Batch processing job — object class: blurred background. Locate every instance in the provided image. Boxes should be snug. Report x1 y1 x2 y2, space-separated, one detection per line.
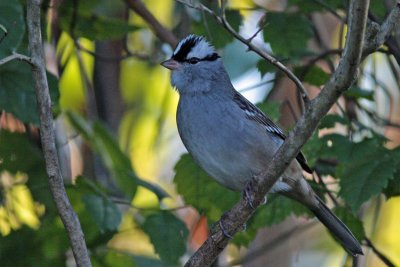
0 0 399 266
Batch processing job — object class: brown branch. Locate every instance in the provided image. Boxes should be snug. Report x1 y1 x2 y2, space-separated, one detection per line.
125 0 178 47
26 1 92 266
0 52 33 66
176 0 311 109
184 0 370 266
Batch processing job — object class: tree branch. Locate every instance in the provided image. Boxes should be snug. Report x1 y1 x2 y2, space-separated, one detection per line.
184 0 370 266
0 52 33 66
125 0 178 47
26 1 92 266
363 2 400 57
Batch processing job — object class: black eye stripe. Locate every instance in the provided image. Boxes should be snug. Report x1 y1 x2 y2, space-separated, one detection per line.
183 53 220 64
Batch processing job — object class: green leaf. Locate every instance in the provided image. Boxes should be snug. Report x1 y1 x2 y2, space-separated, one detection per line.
67 112 137 197
66 112 168 200
256 60 276 76
263 13 313 57
383 148 400 198
256 101 281 122
142 212 188 265
318 114 349 129
60 1 140 40
369 1 387 19
344 86 374 101
383 175 400 199
0 61 59 124
334 207 365 241
295 65 330 86
302 133 351 171
173 154 239 221
193 9 242 49
0 130 44 174
82 194 122 232
0 1 25 58
0 130 51 206
337 138 398 212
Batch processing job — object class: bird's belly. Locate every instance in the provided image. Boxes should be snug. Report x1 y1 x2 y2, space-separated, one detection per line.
177 101 269 191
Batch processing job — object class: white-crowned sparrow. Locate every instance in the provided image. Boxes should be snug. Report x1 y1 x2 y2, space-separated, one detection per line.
161 35 363 256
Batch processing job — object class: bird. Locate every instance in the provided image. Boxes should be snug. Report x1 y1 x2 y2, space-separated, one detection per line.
161 34 363 256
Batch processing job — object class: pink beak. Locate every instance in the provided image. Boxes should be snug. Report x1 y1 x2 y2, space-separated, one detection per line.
161 58 181 70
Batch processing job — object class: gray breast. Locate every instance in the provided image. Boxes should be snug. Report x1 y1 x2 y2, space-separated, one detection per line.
176 94 280 191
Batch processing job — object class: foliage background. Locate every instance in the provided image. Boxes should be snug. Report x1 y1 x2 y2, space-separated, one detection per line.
0 0 399 266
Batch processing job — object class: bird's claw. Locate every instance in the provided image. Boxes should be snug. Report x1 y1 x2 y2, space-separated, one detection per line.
219 220 233 239
244 180 257 209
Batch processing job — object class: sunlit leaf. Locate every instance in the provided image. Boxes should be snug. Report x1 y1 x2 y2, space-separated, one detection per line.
142 212 188 265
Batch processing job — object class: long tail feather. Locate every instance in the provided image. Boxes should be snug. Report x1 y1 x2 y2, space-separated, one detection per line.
310 196 363 256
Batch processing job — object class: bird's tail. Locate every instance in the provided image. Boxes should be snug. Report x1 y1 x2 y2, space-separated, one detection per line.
309 196 363 256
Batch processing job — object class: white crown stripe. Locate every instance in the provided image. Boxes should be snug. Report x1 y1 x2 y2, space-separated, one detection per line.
173 35 216 59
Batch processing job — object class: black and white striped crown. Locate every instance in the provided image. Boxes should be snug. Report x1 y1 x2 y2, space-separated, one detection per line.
172 35 220 63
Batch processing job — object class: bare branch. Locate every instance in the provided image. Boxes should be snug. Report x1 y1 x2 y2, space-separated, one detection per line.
176 0 311 109
184 0 370 265
363 2 400 57
0 52 33 66
125 0 178 47
26 0 92 266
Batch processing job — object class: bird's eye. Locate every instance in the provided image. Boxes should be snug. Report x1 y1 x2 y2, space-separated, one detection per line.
187 57 200 64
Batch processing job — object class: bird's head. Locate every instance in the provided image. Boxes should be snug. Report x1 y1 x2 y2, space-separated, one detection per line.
161 35 226 94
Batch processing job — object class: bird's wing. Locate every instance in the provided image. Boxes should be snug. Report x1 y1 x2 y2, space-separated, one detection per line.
233 92 312 173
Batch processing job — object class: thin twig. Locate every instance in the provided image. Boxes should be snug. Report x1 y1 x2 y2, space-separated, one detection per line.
26 0 92 266
364 237 395 267
176 0 311 109
0 52 33 66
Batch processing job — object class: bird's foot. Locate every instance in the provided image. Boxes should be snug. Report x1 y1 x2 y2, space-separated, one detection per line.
244 179 257 209
261 195 268 205
218 212 247 238
219 220 233 239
